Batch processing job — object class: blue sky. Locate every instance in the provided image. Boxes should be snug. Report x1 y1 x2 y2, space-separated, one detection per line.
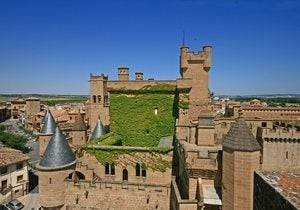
0 0 299 95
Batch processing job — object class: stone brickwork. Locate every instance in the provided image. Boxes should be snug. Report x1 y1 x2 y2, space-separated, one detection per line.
25 97 41 117
39 167 75 209
257 127 300 171
62 149 173 210
65 180 170 210
222 149 260 210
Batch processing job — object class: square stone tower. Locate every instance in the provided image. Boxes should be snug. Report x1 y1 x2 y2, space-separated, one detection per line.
178 45 212 121
118 66 129 81
88 74 110 130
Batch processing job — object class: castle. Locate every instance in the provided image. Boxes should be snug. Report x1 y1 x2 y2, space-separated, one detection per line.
36 44 300 210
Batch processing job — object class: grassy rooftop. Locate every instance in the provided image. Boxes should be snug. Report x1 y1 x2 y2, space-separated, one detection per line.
84 85 177 170
109 93 175 147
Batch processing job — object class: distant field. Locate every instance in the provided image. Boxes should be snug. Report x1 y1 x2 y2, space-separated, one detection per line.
0 94 88 105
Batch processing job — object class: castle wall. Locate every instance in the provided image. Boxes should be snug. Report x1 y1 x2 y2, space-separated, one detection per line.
65 151 173 210
241 107 300 121
108 80 176 90
65 180 170 210
258 127 300 171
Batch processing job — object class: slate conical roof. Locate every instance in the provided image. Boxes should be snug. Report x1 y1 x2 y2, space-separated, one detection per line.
72 115 87 131
41 110 56 135
38 126 76 170
90 119 105 140
223 118 261 152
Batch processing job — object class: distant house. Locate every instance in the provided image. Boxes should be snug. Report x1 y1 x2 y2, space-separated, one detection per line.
0 146 29 203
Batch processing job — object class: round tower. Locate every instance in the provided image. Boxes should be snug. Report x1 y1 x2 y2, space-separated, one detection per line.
222 118 261 210
38 110 56 156
36 126 76 209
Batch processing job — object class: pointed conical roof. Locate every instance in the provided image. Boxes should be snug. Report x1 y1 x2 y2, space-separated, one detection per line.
90 119 105 140
72 115 87 131
41 110 56 135
38 126 76 170
223 118 261 152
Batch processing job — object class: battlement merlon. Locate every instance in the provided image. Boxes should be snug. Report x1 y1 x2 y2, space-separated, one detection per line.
257 127 300 140
89 73 108 81
180 45 212 73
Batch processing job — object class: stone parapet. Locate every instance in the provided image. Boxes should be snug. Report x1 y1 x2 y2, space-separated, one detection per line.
258 127 300 140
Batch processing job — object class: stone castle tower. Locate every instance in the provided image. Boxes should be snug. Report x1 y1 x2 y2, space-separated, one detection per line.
222 118 261 210
69 114 87 147
179 45 212 120
37 126 76 209
25 97 40 118
38 110 56 156
88 74 110 130
118 66 129 81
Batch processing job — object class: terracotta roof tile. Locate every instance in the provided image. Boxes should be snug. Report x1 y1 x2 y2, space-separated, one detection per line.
0 147 29 167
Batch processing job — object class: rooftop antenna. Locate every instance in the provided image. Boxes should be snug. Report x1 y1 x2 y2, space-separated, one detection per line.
182 30 185 46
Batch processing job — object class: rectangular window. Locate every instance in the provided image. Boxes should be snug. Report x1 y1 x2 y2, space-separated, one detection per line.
16 162 23 170
262 122 267 127
0 166 8 175
1 180 7 190
17 175 23 182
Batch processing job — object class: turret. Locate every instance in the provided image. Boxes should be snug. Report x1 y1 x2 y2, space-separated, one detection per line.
38 110 56 156
70 114 87 147
89 119 106 140
118 66 129 81
222 118 261 210
37 126 76 209
135 72 144 80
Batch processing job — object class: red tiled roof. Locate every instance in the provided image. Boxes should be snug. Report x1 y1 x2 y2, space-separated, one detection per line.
0 147 29 167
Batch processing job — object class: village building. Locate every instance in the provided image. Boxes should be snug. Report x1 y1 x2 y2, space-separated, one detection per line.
0 147 29 203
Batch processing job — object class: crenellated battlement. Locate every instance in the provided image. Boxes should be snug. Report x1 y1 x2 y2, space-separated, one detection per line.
180 45 212 77
89 73 108 80
258 127 300 140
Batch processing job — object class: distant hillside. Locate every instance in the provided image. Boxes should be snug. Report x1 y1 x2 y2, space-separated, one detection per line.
0 94 88 105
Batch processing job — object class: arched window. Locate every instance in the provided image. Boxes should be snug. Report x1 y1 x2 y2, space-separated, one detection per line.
123 169 128 181
105 162 110 175
111 163 115 175
136 163 141 176
98 95 102 103
93 95 97 103
142 163 147 177
49 178 52 184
